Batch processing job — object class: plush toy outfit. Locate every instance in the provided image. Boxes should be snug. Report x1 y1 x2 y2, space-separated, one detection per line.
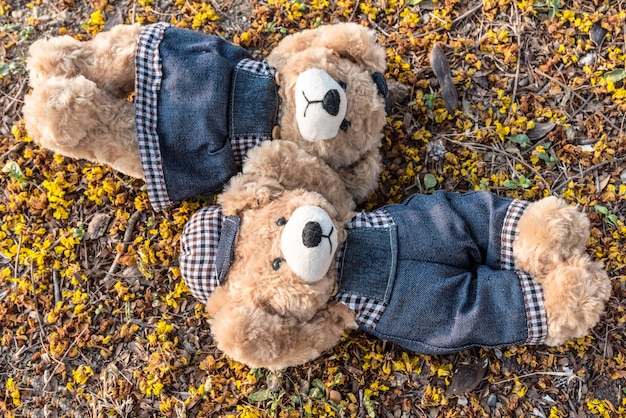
333 191 547 354
135 23 279 209
181 190 548 354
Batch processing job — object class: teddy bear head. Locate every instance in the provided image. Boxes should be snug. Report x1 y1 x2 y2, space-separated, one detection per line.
269 22 389 202
179 141 357 369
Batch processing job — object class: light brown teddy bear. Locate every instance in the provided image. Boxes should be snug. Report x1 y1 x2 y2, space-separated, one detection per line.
180 140 611 370
22 22 389 209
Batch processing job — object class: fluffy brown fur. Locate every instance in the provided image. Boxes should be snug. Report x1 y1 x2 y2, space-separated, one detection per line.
205 141 611 369
23 22 387 203
209 142 358 369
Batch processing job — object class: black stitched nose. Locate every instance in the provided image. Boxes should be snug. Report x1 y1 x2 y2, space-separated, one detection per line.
322 89 340 116
302 221 323 248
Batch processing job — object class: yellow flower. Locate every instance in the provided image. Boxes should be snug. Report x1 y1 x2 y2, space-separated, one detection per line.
72 365 94 385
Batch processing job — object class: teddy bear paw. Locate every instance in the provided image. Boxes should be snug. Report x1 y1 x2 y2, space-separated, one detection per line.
540 253 611 346
513 196 590 276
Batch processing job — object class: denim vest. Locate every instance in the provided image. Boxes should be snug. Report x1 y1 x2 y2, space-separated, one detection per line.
334 191 547 354
135 23 279 209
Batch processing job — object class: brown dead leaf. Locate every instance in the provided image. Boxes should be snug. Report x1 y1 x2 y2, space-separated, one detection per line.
527 122 556 141
430 43 458 112
446 358 488 396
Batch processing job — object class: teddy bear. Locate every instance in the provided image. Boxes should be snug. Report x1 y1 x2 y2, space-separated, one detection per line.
179 139 612 370
22 22 389 209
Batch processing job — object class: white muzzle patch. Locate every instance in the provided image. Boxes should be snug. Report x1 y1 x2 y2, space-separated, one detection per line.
281 205 338 283
295 68 348 142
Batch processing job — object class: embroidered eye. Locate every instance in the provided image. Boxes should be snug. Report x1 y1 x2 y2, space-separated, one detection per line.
276 217 287 226
340 119 351 131
272 258 284 270
338 81 347 90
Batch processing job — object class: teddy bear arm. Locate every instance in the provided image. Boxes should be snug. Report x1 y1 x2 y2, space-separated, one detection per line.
514 196 590 276
210 301 356 370
539 254 611 346
23 75 142 179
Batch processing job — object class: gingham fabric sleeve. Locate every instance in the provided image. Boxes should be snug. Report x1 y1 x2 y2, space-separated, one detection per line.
500 199 529 270
179 206 223 303
518 271 548 344
134 22 172 210
500 199 548 344
333 208 394 329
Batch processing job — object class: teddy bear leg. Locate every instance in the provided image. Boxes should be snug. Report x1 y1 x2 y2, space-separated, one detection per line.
84 23 142 97
513 196 590 276
538 254 611 346
27 24 141 98
23 75 143 179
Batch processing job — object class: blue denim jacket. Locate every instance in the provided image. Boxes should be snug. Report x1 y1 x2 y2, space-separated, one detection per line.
334 191 547 354
134 23 279 209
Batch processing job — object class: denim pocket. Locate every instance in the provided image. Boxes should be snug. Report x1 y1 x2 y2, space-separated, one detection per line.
230 63 279 137
338 226 398 305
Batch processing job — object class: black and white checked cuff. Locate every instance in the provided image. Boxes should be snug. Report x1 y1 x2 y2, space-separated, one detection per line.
501 199 529 270
518 271 548 344
134 22 172 210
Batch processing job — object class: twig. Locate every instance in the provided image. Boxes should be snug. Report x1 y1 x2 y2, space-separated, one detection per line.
492 371 583 385
52 269 62 305
415 2 483 38
510 0 522 108
41 325 89 393
29 260 47 337
0 142 27 163
551 155 626 193
105 211 143 280
444 137 551 191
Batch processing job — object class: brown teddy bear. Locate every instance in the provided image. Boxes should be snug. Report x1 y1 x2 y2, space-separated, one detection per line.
180 140 611 370
22 22 389 209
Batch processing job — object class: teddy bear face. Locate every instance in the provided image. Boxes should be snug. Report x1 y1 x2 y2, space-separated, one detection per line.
268 23 388 202
216 189 343 322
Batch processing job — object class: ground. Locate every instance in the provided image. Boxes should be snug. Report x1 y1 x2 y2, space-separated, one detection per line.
0 0 625 417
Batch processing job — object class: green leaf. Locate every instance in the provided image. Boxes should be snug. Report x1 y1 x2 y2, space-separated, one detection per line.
537 152 557 166
518 175 531 189
604 69 626 83
423 173 438 190
423 94 436 110
507 134 531 148
594 205 609 215
248 389 272 403
504 180 519 190
2 161 24 183
0 62 11 77
607 214 619 226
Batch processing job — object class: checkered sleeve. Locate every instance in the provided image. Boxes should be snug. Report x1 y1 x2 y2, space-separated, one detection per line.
500 199 529 270
134 23 172 210
518 271 548 344
500 199 548 344
179 206 222 303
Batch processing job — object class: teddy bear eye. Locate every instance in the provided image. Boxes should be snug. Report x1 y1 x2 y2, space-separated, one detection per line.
272 258 284 270
276 217 287 226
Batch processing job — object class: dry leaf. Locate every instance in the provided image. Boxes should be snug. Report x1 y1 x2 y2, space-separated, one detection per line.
446 358 488 396
527 122 556 141
430 43 459 112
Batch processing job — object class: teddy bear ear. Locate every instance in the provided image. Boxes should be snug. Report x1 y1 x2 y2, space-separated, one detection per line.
219 176 284 215
268 23 386 74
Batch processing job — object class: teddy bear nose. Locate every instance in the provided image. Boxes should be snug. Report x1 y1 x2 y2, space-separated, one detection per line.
322 89 341 116
302 221 323 247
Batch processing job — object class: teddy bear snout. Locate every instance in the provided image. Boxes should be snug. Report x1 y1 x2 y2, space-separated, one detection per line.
295 68 348 142
280 205 338 283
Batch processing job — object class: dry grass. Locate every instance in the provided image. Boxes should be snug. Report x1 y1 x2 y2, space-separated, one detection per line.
0 0 625 417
